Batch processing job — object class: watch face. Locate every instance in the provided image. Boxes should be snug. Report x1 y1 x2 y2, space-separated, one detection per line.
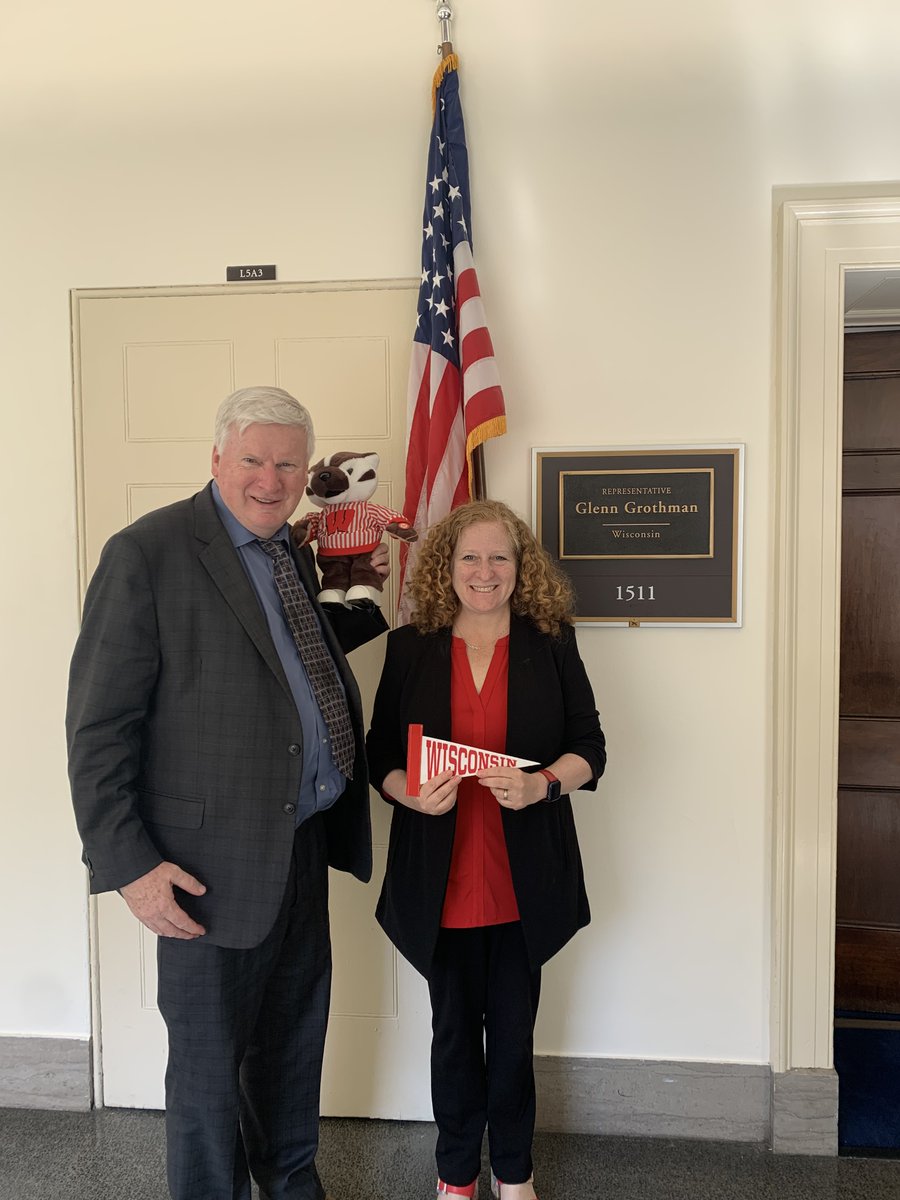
545 778 562 803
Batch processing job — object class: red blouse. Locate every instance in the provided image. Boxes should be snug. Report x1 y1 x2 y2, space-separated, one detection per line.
441 635 520 928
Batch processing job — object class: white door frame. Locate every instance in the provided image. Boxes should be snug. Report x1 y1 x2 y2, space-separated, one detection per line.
773 196 900 1082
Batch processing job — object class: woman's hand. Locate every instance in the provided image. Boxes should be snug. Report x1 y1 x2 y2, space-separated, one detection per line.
383 768 460 816
415 770 461 815
479 754 594 809
476 766 544 811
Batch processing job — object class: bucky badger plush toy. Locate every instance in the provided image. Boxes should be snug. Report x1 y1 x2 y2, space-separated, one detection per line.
292 450 417 609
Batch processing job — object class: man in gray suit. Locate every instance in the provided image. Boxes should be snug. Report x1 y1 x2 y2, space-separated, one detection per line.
67 386 389 1200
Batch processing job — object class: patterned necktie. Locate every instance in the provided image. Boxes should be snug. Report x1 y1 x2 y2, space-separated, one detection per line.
257 538 355 779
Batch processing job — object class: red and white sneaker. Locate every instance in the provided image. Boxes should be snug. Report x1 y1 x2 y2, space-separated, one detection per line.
437 1179 478 1200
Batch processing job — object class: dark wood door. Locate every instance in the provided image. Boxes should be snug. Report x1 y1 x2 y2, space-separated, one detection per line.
835 330 900 1012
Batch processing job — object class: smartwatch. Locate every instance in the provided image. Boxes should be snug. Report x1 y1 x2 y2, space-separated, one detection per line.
538 768 561 803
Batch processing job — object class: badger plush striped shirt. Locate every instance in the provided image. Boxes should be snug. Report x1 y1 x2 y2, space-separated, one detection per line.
302 503 411 556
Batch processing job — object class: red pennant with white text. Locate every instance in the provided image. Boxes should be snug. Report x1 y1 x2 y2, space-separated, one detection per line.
406 724 538 797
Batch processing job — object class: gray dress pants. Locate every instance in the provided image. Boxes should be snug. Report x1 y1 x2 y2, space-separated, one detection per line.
157 815 331 1200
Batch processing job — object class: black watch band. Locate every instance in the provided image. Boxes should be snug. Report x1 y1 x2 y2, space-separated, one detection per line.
538 768 562 803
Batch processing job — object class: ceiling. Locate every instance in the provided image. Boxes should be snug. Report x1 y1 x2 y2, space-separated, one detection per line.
844 269 900 327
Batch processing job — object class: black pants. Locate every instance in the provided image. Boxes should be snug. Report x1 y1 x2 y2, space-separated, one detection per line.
157 816 331 1200
428 922 542 1187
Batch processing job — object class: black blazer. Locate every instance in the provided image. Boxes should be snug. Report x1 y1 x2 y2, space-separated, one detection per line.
365 615 606 975
66 482 387 949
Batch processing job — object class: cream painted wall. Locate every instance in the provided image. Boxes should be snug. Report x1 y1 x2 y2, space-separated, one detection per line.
3 0 900 1063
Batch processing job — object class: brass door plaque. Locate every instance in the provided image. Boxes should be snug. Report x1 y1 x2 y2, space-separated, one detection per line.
533 446 743 625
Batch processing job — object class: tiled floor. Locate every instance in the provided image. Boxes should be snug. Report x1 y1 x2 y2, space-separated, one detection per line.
2 1108 900 1200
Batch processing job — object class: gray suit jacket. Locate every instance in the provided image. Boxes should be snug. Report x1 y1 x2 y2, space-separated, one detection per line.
66 482 386 949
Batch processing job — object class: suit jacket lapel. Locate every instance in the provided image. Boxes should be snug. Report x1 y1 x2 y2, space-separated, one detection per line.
193 484 294 700
436 631 453 740
507 614 537 761
418 630 453 741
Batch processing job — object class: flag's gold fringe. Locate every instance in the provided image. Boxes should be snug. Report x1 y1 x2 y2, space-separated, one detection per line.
432 53 459 114
465 417 508 493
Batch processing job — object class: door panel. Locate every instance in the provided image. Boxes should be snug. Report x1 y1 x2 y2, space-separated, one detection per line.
841 454 900 493
836 789 900 926
839 721 900 784
839 497 900 717
74 283 433 1115
840 379 900 450
835 926 900 1012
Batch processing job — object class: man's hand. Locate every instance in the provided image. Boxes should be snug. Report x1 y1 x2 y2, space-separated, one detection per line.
120 862 207 939
371 543 390 581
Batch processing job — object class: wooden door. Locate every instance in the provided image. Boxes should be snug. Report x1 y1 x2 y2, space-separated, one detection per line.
74 283 434 1116
835 329 900 1011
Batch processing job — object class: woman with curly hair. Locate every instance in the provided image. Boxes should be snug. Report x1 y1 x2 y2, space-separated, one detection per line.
366 499 606 1200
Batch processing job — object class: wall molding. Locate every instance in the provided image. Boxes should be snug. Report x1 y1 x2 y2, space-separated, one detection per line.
771 1068 839 1155
0 1036 92 1111
536 1056 770 1143
537 1057 837 1152
844 306 900 327
0 1041 838 1153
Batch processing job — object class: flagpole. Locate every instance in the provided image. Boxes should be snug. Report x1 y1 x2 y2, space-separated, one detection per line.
436 3 453 59
400 1 506 618
434 1 488 502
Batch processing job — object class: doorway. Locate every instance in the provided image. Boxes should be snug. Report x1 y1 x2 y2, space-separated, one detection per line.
773 197 900 1152
833 298 900 1151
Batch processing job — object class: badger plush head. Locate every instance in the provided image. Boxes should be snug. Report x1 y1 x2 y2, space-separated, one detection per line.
304 451 379 509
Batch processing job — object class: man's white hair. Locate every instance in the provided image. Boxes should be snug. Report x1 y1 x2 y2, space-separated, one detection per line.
214 386 315 457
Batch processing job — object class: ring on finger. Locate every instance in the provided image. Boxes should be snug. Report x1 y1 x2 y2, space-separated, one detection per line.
503 788 509 801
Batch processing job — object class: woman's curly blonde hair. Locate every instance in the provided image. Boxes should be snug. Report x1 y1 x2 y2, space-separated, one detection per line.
407 500 574 637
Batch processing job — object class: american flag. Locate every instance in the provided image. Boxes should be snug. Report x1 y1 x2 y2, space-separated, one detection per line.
399 54 506 618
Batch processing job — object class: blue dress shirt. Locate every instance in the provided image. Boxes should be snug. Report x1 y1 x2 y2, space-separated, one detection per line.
211 482 346 822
